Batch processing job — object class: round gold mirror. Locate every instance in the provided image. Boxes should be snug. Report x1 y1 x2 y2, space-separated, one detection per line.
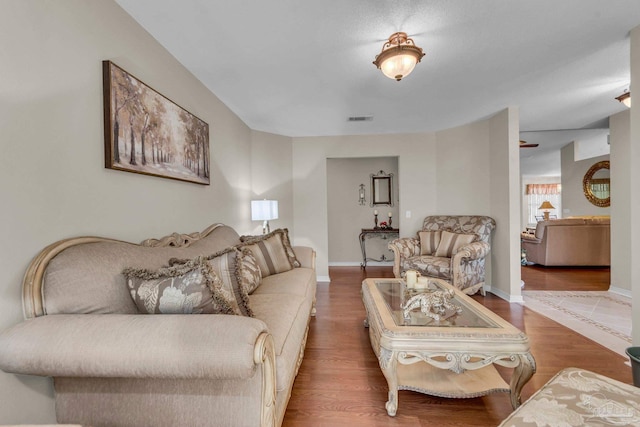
582 160 610 207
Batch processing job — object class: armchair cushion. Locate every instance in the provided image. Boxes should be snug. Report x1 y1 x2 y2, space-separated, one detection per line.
123 256 239 315
418 231 441 255
434 231 475 257
404 256 451 280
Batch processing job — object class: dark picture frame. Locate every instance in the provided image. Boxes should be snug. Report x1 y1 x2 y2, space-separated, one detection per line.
370 170 394 207
102 61 210 185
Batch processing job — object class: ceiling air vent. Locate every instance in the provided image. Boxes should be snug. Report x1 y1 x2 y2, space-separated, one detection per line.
348 116 373 122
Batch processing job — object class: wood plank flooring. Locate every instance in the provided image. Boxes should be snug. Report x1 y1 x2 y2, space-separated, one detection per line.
282 266 631 426
521 264 610 291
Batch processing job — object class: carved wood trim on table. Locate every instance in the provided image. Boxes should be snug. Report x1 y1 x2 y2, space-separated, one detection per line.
361 278 536 417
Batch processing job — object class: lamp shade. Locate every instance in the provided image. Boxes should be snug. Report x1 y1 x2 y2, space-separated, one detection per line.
538 201 555 210
251 200 278 221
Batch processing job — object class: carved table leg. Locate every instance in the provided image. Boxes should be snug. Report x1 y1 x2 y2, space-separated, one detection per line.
379 348 399 416
509 353 536 409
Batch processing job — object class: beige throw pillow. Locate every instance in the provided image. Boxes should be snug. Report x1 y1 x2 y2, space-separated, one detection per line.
239 229 298 277
204 248 254 317
123 256 240 315
418 231 441 255
434 231 476 257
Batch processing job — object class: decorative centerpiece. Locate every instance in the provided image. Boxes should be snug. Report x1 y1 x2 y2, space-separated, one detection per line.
402 289 462 321
373 210 394 229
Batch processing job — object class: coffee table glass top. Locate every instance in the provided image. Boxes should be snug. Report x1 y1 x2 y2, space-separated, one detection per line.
375 279 499 328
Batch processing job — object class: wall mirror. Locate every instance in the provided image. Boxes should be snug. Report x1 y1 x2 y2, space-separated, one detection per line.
582 160 610 207
371 170 394 207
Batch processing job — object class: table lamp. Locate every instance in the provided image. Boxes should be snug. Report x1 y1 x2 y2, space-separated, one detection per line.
251 200 278 234
538 201 555 221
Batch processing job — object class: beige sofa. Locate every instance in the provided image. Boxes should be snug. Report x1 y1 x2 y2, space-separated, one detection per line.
0 224 316 427
521 217 610 266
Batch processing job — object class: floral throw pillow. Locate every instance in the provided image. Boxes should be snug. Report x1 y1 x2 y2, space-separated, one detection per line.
123 256 240 315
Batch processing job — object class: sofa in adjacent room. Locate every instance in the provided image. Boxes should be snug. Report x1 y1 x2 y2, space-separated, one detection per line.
520 217 610 266
0 224 316 427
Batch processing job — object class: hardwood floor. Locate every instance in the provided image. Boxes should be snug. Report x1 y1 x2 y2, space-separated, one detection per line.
521 264 610 291
283 266 630 426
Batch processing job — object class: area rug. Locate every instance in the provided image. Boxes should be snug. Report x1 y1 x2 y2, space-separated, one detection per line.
522 291 632 358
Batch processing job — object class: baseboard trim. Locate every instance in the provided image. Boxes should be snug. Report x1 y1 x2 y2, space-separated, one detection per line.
328 261 394 267
488 286 524 303
317 275 330 283
609 286 632 298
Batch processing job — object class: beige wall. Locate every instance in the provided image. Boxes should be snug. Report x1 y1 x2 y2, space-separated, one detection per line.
250 130 294 235
610 110 631 294
435 120 492 213
489 108 522 300
0 1 254 423
327 157 399 264
292 133 436 281
560 143 610 217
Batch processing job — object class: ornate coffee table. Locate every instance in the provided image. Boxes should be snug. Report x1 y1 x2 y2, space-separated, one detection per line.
362 278 535 416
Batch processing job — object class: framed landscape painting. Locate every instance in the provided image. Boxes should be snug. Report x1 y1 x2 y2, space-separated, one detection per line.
103 61 210 185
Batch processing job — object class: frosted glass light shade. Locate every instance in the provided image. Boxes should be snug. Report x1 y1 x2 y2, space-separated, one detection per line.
251 200 278 221
373 32 425 81
380 54 418 80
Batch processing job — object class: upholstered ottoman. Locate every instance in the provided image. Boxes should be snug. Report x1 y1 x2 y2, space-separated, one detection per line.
499 367 640 426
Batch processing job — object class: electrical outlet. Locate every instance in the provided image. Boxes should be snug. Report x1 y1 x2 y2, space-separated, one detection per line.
406 210 411 218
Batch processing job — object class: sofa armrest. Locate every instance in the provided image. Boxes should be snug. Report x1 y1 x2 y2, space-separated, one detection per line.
292 246 315 269
388 237 420 258
520 233 541 243
451 241 491 295
453 241 490 261
0 314 269 380
388 237 420 278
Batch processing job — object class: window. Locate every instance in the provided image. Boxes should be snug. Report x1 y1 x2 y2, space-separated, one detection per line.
525 184 561 225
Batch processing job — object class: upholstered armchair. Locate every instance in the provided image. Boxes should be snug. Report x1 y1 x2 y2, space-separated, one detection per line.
388 215 496 295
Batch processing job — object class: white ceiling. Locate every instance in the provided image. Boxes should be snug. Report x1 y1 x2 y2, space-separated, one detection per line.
116 0 640 174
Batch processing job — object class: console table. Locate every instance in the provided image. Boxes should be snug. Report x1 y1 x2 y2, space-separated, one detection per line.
359 228 399 268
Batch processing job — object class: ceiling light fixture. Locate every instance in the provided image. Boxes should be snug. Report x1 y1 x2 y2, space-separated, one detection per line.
373 32 425 81
615 91 631 108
